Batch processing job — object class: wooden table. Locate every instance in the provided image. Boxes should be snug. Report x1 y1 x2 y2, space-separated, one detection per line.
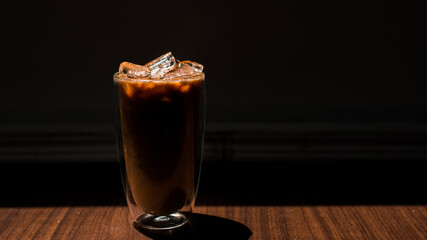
1 161 426 239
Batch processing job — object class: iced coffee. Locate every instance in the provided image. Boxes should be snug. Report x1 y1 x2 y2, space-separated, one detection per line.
114 52 205 230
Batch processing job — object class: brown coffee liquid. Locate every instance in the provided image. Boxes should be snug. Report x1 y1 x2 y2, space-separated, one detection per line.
118 78 202 216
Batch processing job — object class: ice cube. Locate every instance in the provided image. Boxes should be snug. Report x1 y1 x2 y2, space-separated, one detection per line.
163 60 204 79
118 53 200 80
145 52 177 78
178 61 203 73
119 62 150 79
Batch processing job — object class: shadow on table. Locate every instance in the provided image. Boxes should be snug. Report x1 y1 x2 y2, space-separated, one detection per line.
0 160 426 207
134 213 252 240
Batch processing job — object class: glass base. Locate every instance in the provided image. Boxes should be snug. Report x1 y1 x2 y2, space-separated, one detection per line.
133 212 189 230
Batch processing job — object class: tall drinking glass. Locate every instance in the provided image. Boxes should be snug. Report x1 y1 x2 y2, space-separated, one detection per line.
114 71 205 230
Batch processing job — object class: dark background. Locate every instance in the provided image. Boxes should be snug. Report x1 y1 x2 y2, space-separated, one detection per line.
2 0 426 125
1 0 427 163
1 0 427 223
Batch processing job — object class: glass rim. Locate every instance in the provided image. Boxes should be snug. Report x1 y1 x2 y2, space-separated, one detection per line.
113 72 205 84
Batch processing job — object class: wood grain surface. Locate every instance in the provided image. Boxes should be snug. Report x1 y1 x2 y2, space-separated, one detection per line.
1 205 426 239
0 161 426 239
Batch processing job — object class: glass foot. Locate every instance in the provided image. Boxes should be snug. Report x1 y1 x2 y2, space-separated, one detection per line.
133 212 189 230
